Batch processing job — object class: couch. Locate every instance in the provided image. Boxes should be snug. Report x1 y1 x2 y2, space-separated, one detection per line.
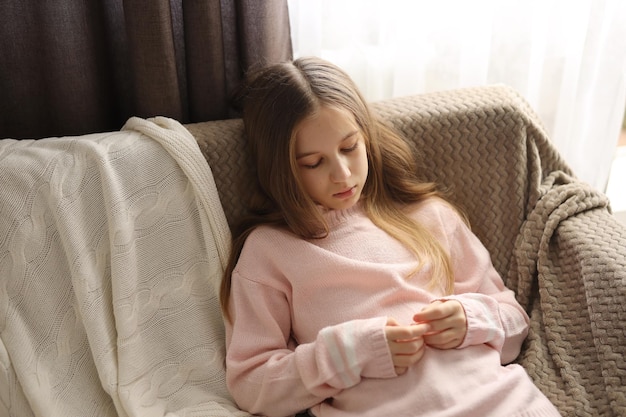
1 85 624 416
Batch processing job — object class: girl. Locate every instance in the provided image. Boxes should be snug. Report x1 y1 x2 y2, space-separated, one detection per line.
221 57 561 417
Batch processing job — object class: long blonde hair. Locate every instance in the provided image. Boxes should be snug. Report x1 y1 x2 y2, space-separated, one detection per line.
221 57 455 321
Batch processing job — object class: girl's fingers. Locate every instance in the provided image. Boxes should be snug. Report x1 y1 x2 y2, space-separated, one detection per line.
385 322 430 342
395 366 407 375
423 327 465 349
388 336 425 355
385 319 428 373
390 343 426 371
412 300 467 349
413 300 463 323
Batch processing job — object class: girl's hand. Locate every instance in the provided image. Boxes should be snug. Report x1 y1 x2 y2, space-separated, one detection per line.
412 300 467 350
385 317 429 375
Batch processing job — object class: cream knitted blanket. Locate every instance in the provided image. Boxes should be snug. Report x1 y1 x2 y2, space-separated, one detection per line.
0 118 251 417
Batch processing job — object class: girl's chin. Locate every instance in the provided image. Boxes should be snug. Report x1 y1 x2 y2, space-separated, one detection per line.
326 195 361 211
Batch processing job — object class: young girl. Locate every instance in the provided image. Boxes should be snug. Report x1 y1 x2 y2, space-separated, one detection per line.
221 57 561 417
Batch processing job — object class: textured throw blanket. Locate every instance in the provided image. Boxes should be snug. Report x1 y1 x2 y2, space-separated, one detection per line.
510 171 626 416
0 118 252 417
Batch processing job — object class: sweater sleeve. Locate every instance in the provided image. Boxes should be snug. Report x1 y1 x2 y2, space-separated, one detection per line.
435 205 530 364
225 271 396 417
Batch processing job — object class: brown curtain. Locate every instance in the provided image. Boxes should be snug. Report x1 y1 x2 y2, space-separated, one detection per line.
0 0 292 140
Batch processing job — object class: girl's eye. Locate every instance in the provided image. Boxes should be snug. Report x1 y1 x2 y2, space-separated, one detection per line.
342 142 359 153
303 160 322 169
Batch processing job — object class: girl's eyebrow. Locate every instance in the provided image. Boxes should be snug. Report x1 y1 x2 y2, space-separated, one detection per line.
296 130 359 159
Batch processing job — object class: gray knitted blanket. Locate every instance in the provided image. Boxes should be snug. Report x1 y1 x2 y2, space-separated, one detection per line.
512 171 626 416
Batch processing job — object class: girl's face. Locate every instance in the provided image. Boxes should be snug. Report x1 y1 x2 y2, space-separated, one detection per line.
294 105 369 210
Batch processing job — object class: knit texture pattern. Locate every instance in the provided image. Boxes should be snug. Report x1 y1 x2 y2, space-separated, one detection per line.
0 117 248 417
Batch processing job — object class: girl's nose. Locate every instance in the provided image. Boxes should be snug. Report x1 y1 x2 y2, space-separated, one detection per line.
330 157 351 182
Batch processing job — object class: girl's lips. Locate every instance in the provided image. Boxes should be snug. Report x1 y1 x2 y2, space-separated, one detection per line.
333 186 356 199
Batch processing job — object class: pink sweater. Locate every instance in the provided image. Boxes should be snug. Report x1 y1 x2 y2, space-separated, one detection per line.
225 199 561 417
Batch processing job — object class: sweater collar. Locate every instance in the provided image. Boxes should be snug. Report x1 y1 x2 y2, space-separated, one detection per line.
319 201 366 228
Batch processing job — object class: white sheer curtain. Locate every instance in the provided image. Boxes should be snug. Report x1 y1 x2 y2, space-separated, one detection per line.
288 0 626 191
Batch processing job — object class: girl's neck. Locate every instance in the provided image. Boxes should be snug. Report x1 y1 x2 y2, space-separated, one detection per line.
320 201 364 228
